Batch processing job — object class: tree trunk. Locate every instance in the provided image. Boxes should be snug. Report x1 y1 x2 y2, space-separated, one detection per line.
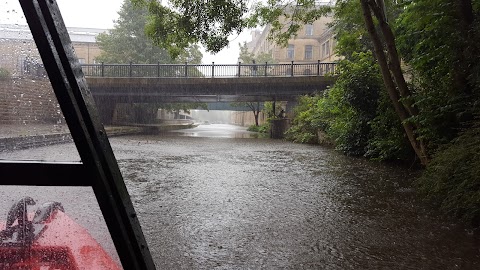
367 0 418 116
454 0 475 96
360 0 429 166
247 102 261 126
458 0 474 25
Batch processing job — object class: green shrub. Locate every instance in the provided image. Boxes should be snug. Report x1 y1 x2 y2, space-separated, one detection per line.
365 91 414 162
285 52 415 162
248 123 269 133
417 118 480 224
285 94 324 144
247 125 261 132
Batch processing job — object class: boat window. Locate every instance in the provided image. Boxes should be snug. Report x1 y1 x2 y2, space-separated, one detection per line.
2 1 158 268
0 1 80 162
1 1 128 268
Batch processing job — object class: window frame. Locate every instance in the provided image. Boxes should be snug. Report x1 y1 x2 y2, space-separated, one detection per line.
287 44 295 59
304 45 313 60
1 1 156 269
305 24 314 36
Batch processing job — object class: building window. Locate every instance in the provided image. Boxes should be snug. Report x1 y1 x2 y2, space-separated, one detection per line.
322 40 331 58
305 24 313 36
304 45 313 60
287 44 294 59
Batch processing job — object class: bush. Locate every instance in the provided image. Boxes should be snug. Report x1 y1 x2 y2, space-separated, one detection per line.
248 123 270 133
0 68 11 80
285 94 324 144
365 91 414 162
286 52 411 161
247 125 261 132
417 118 480 225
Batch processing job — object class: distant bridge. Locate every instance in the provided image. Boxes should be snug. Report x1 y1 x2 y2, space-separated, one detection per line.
80 62 337 123
83 62 337 103
82 61 336 78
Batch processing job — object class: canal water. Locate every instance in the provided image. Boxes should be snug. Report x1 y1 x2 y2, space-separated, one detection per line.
1 124 480 269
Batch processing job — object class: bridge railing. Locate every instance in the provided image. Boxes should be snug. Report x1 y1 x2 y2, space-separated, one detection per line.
80 61 337 78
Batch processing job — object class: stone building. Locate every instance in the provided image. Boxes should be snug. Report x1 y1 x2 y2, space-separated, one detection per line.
240 4 339 123
0 24 106 76
246 8 340 74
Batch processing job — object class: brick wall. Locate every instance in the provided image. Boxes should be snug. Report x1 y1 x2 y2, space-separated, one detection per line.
0 77 63 124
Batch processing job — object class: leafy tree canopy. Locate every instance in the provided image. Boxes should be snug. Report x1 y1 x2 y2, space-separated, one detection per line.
96 1 206 113
96 0 202 63
131 0 333 56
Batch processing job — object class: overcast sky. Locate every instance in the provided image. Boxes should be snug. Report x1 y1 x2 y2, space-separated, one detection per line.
1 0 250 63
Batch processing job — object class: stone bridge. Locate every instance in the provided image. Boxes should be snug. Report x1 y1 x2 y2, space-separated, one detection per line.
86 76 335 103
81 62 337 124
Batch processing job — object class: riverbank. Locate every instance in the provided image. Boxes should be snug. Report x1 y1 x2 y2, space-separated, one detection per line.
0 124 144 151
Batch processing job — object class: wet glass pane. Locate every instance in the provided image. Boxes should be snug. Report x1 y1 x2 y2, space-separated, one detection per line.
0 1 80 161
0 186 122 269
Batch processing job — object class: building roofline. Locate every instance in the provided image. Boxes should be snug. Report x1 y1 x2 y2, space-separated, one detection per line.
0 24 108 43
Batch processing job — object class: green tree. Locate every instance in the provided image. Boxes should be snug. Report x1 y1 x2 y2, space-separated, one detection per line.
131 0 333 54
358 0 429 165
96 0 206 117
333 0 373 58
284 0 414 161
96 0 202 64
394 0 480 223
395 0 480 151
325 52 381 156
132 0 247 56
285 94 325 144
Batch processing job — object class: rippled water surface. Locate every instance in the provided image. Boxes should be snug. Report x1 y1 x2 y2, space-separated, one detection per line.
2 124 480 269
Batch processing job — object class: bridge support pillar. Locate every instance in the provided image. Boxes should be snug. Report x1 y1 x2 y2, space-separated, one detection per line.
285 101 297 119
94 97 116 125
132 104 157 124
270 119 290 139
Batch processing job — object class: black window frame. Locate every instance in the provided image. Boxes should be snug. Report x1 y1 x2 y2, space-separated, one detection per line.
0 1 156 269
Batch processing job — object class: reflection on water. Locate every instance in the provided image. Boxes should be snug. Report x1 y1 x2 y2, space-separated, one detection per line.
1 124 479 269
113 125 480 269
167 124 259 138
